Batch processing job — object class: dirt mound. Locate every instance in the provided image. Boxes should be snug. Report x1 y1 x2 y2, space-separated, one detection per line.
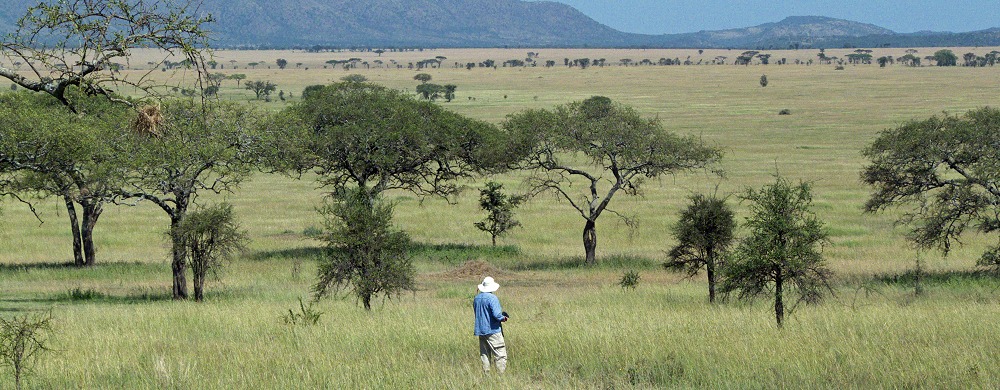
438 260 510 280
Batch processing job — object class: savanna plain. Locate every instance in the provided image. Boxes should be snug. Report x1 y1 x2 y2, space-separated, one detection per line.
3 47 1000 388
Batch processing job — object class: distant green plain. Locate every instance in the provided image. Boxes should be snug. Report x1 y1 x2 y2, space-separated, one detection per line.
2 47 1000 388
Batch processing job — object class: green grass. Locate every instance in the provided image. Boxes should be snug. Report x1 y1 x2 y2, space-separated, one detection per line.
3 47 1000 387
4 264 1000 388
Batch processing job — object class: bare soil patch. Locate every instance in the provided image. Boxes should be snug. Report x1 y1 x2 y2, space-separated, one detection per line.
434 260 512 281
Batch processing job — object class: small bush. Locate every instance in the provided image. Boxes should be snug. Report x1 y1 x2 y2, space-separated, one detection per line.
779 109 792 115
1 311 54 390
174 203 248 302
66 287 104 301
302 225 323 239
619 270 640 291
341 74 368 83
474 182 526 247
314 188 415 310
282 298 323 326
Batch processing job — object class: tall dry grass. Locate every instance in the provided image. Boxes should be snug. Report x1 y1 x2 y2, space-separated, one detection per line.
2 48 1000 387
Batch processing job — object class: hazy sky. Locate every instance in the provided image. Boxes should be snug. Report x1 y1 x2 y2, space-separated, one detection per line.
540 1 1000 34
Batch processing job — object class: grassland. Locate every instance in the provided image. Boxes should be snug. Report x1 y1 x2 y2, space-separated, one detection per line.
2 47 1000 388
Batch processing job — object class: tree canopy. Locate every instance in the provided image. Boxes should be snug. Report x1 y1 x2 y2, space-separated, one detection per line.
275 82 507 200
503 96 721 265
0 89 131 266
0 0 214 110
933 49 958 66
862 107 1000 270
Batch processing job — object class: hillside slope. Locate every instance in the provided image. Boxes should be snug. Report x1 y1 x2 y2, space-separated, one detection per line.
198 0 632 47
657 16 896 48
1 2 997 48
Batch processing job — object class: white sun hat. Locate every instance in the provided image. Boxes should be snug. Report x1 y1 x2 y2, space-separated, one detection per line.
478 276 500 293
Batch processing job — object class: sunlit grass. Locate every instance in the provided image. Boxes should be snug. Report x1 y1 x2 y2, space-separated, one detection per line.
2 47 1000 387
4 263 999 388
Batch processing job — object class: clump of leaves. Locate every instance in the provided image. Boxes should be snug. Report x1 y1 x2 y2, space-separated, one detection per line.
1 311 54 390
66 287 104 301
282 298 323 326
302 225 323 239
619 270 640 291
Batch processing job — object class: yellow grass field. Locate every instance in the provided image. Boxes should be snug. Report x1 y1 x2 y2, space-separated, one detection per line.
2 47 1000 388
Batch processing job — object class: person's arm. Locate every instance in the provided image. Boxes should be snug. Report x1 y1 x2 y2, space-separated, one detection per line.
491 295 507 322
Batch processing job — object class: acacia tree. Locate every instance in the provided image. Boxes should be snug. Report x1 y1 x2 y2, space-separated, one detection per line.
174 202 248 302
206 72 227 90
474 181 526 247
862 107 1000 270
245 80 276 100
721 177 832 328
0 0 214 111
0 90 130 266
119 100 260 299
413 73 432 84
273 82 506 308
314 188 414 310
415 83 444 101
227 73 247 87
664 193 736 303
503 96 721 265
275 81 506 201
933 49 958 66
443 84 457 102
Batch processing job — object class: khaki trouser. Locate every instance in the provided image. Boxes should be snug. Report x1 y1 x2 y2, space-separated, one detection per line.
479 332 507 373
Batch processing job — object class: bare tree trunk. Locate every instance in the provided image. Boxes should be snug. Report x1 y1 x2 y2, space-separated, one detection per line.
774 266 784 328
193 270 204 302
170 214 188 300
491 234 497 247
706 256 717 304
583 219 597 266
362 294 372 311
81 202 102 266
63 195 84 266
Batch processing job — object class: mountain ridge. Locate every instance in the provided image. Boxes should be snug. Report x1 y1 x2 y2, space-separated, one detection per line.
1 1 998 48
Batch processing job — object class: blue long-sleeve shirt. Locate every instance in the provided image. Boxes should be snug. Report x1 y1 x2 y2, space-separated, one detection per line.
473 292 504 336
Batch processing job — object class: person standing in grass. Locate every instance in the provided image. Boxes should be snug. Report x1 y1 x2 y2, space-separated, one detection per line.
473 276 508 373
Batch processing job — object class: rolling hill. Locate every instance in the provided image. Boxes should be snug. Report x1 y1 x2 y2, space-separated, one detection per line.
1 1 998 48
